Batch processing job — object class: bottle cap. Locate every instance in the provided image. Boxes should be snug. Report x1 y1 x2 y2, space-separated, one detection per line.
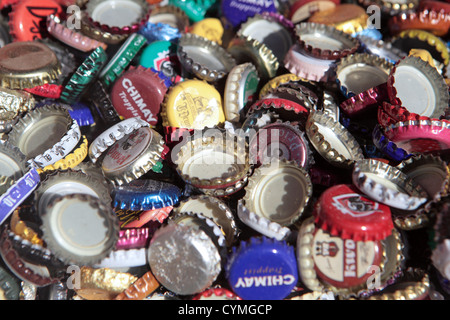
357 0 419 16
314 184 394 241
384 119 450 154
147 4 189 31
113 179 181 211
60 46 108 105
7 230 67 279
116 206 172 228
114 271 159 300
295 22 360 60
0 169 40 226
173 194 238 247
226 237 298 300
396 154 449 201
94 248 147 268
308 3 368 34
98 33 147 88
365 268 430 300
0 41 61 90
0 266 20 300
262 86 318 114
46 14 108 53
223 62 259 122
246 98 310 122
110 66 167 126
0 88 35 121
10 206 44 246
8 0 63 42
387 56 448 119
243 158 313 227
371 124 413 162
174 132 250 196
259 73 303 99
227 34 279 80
177 33 236 82
289 0 340 24
237 13 294 63
79 11 129 45
34 169 112 216
193 287 242 300
306 110 364 168
391 29 449 66
74 266 137 300
310 227 384 292
160 79 225 129
100 126 167 186
190 18 224 45
7 104 81 169
169 0 216 22
388 9 450 37
352 159 428 211
115 227 150 250
85 80 122 126
36 135 88 173
283 44 337 82
85 0 150 34
220 0 278 28
0 226 59 287
358 35 407 64
148 220 222 295
138 40 184 87
249 120 314 169
41 193 119 265
335 53 392 98
88 117 149 164
340 82 389 117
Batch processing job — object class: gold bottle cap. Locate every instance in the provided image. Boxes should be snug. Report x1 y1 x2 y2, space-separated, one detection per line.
259 73 302 99
190 18 224 45
227 34 279 80
161 79 225 129
174 131 250 196
308 4 368 34
0 88 35 121
114 271 159 300
0 41 61 90
306 110 364 168
243 158 313 227
75 266 137 300
10 207 44 246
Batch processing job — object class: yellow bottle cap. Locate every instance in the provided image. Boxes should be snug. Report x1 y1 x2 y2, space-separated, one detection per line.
190 18 224 45
161 79 225 129
409 48 436 69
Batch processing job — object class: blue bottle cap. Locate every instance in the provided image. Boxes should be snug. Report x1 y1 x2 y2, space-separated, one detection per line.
226 237 298 300
221 0 278 28
352 28 383 41
65 102 95 127
138 21 182 44
113 179 182 211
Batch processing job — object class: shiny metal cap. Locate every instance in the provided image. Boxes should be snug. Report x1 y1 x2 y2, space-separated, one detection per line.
41 193 119 266
177 33 236 82
352 159 429 211
148 220 222 295
100 126 166 186
306 110 364 168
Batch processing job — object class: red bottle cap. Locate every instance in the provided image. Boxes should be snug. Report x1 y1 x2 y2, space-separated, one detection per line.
314 184 394 242
9 0 63 42
111 66 167 127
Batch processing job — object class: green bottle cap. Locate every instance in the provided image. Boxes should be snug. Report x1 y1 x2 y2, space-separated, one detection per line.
99 33 147 88
60 46 108 105
168 0 217 22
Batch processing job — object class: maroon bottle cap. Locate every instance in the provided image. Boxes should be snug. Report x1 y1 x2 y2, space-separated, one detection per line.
110 66 167 127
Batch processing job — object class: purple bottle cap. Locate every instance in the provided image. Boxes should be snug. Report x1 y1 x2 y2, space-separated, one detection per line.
221 0 278 28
